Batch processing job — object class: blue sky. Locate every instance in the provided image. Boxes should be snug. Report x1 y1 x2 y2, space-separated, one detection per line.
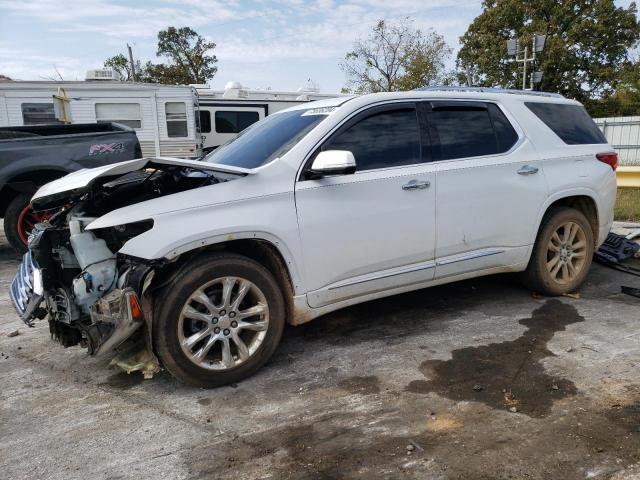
0 0 635 93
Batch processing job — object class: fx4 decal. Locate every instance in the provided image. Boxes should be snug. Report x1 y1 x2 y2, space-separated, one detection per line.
89 143 124 155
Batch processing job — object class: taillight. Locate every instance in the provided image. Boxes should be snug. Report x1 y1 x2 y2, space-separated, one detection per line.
596 152 618 171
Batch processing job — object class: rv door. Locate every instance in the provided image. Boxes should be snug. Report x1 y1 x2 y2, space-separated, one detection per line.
198 104 266 152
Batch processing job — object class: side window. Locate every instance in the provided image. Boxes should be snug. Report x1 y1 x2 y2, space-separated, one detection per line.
525 102 607 145
429 105 496 161
95 103 141 129
199 110 211 133
21 103 61 125
215 111 260 134
165 102 188 137
488 103 518 152
322 107 421 171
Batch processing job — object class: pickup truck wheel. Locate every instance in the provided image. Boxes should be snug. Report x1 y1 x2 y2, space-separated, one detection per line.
4 193 36 253
523 207 594 296
153 253 285 388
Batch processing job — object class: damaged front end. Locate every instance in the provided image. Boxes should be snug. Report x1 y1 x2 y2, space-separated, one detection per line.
11 216 161 377
9 159 247 378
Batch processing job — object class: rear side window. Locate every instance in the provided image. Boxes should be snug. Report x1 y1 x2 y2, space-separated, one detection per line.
215 111 260 134
525 102 607 145
428 103 518 161
322 107 421 171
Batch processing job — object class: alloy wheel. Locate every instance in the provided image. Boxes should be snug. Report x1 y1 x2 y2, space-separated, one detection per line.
178 276 269 371
545 221 588 285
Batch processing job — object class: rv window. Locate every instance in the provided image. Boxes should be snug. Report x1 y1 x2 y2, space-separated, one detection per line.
95 103 142 129
215 111 260 134
166 102 188 137
199 110 211 133
21 103 61 125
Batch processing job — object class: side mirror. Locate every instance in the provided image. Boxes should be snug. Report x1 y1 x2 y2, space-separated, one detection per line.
307 150 356 179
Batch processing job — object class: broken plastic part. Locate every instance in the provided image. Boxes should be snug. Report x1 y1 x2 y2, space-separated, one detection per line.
110 334 161 379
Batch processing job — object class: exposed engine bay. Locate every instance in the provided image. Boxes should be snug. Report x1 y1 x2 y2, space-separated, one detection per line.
10 162 239 376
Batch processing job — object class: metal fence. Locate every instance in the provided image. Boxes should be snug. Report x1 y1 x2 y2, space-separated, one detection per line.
594 116 640 167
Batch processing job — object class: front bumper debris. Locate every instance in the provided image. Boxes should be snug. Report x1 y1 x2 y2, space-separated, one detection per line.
10 251 46 326
90 288 145 355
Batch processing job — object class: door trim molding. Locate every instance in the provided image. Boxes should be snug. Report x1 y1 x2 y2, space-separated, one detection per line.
435 248 505 266
327 260 436 290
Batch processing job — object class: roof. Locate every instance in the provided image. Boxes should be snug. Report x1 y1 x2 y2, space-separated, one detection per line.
417 86 565 99
0 80 194 91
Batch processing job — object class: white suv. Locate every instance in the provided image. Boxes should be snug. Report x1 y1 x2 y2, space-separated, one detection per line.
12 88 617 387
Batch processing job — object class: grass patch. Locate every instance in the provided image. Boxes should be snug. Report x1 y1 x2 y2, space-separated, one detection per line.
614 188 640 222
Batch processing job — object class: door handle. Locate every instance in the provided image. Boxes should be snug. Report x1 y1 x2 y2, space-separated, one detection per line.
402 180 431 191
517 165 539 175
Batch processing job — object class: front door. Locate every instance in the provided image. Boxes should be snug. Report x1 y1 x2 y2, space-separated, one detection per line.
427 101 548 278
294 103 437 308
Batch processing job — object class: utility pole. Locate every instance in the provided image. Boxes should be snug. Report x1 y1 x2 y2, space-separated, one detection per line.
507 34 546 90
127 43 137 82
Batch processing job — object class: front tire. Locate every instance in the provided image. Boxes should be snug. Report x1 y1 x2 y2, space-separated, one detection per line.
153 252 285 388
522 207 594 296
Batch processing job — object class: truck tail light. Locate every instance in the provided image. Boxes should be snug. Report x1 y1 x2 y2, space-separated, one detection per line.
596 152 618 171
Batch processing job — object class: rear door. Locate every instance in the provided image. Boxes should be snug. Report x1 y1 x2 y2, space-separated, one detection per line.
427 100 548 278
295 102 437 308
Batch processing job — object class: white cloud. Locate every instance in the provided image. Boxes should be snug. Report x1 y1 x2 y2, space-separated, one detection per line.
0 0 484 88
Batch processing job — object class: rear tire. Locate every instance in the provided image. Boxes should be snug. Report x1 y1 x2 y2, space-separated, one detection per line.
153 252 285 388
522 207 594 296
4 193 33 254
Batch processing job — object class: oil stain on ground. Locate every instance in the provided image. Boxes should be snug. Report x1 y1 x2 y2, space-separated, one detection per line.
407 299 583 417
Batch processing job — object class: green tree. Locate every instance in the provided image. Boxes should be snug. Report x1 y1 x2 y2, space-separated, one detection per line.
149 26 217 84
586 59 640 116
457 0 640 102
103 27 217 85
341 19 453 93
104 53 144 81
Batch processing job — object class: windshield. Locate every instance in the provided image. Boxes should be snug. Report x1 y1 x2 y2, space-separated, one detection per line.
203 108 331 169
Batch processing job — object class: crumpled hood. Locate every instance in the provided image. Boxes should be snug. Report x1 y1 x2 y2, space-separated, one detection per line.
32 156 253 206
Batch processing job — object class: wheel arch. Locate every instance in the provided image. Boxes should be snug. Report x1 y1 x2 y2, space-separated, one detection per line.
148 236 300 324
535 190 600 247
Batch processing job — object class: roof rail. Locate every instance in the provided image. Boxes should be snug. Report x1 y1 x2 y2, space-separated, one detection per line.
416 86 565 99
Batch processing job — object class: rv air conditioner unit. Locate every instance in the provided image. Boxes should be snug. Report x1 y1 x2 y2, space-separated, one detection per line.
223 81 248 99
85 68 122 82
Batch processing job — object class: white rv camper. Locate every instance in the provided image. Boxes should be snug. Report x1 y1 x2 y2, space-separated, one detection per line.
0 72 201 158
195 82 341 152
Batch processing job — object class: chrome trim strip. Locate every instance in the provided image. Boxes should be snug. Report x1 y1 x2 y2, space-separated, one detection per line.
436 249 505 266
327 261 436 290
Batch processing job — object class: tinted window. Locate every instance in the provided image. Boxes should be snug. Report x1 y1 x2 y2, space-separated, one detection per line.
430 105 506 161
323 108 421 171
525 102 607 145
204 109 328 169
215 111 260 134
21 103 61 125
488 104 519 152
199 110 211 133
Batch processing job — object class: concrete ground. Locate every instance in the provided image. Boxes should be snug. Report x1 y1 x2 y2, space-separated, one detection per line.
1 233 640 480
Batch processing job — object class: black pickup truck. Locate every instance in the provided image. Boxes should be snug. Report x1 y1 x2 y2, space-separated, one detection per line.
0 123 141 252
